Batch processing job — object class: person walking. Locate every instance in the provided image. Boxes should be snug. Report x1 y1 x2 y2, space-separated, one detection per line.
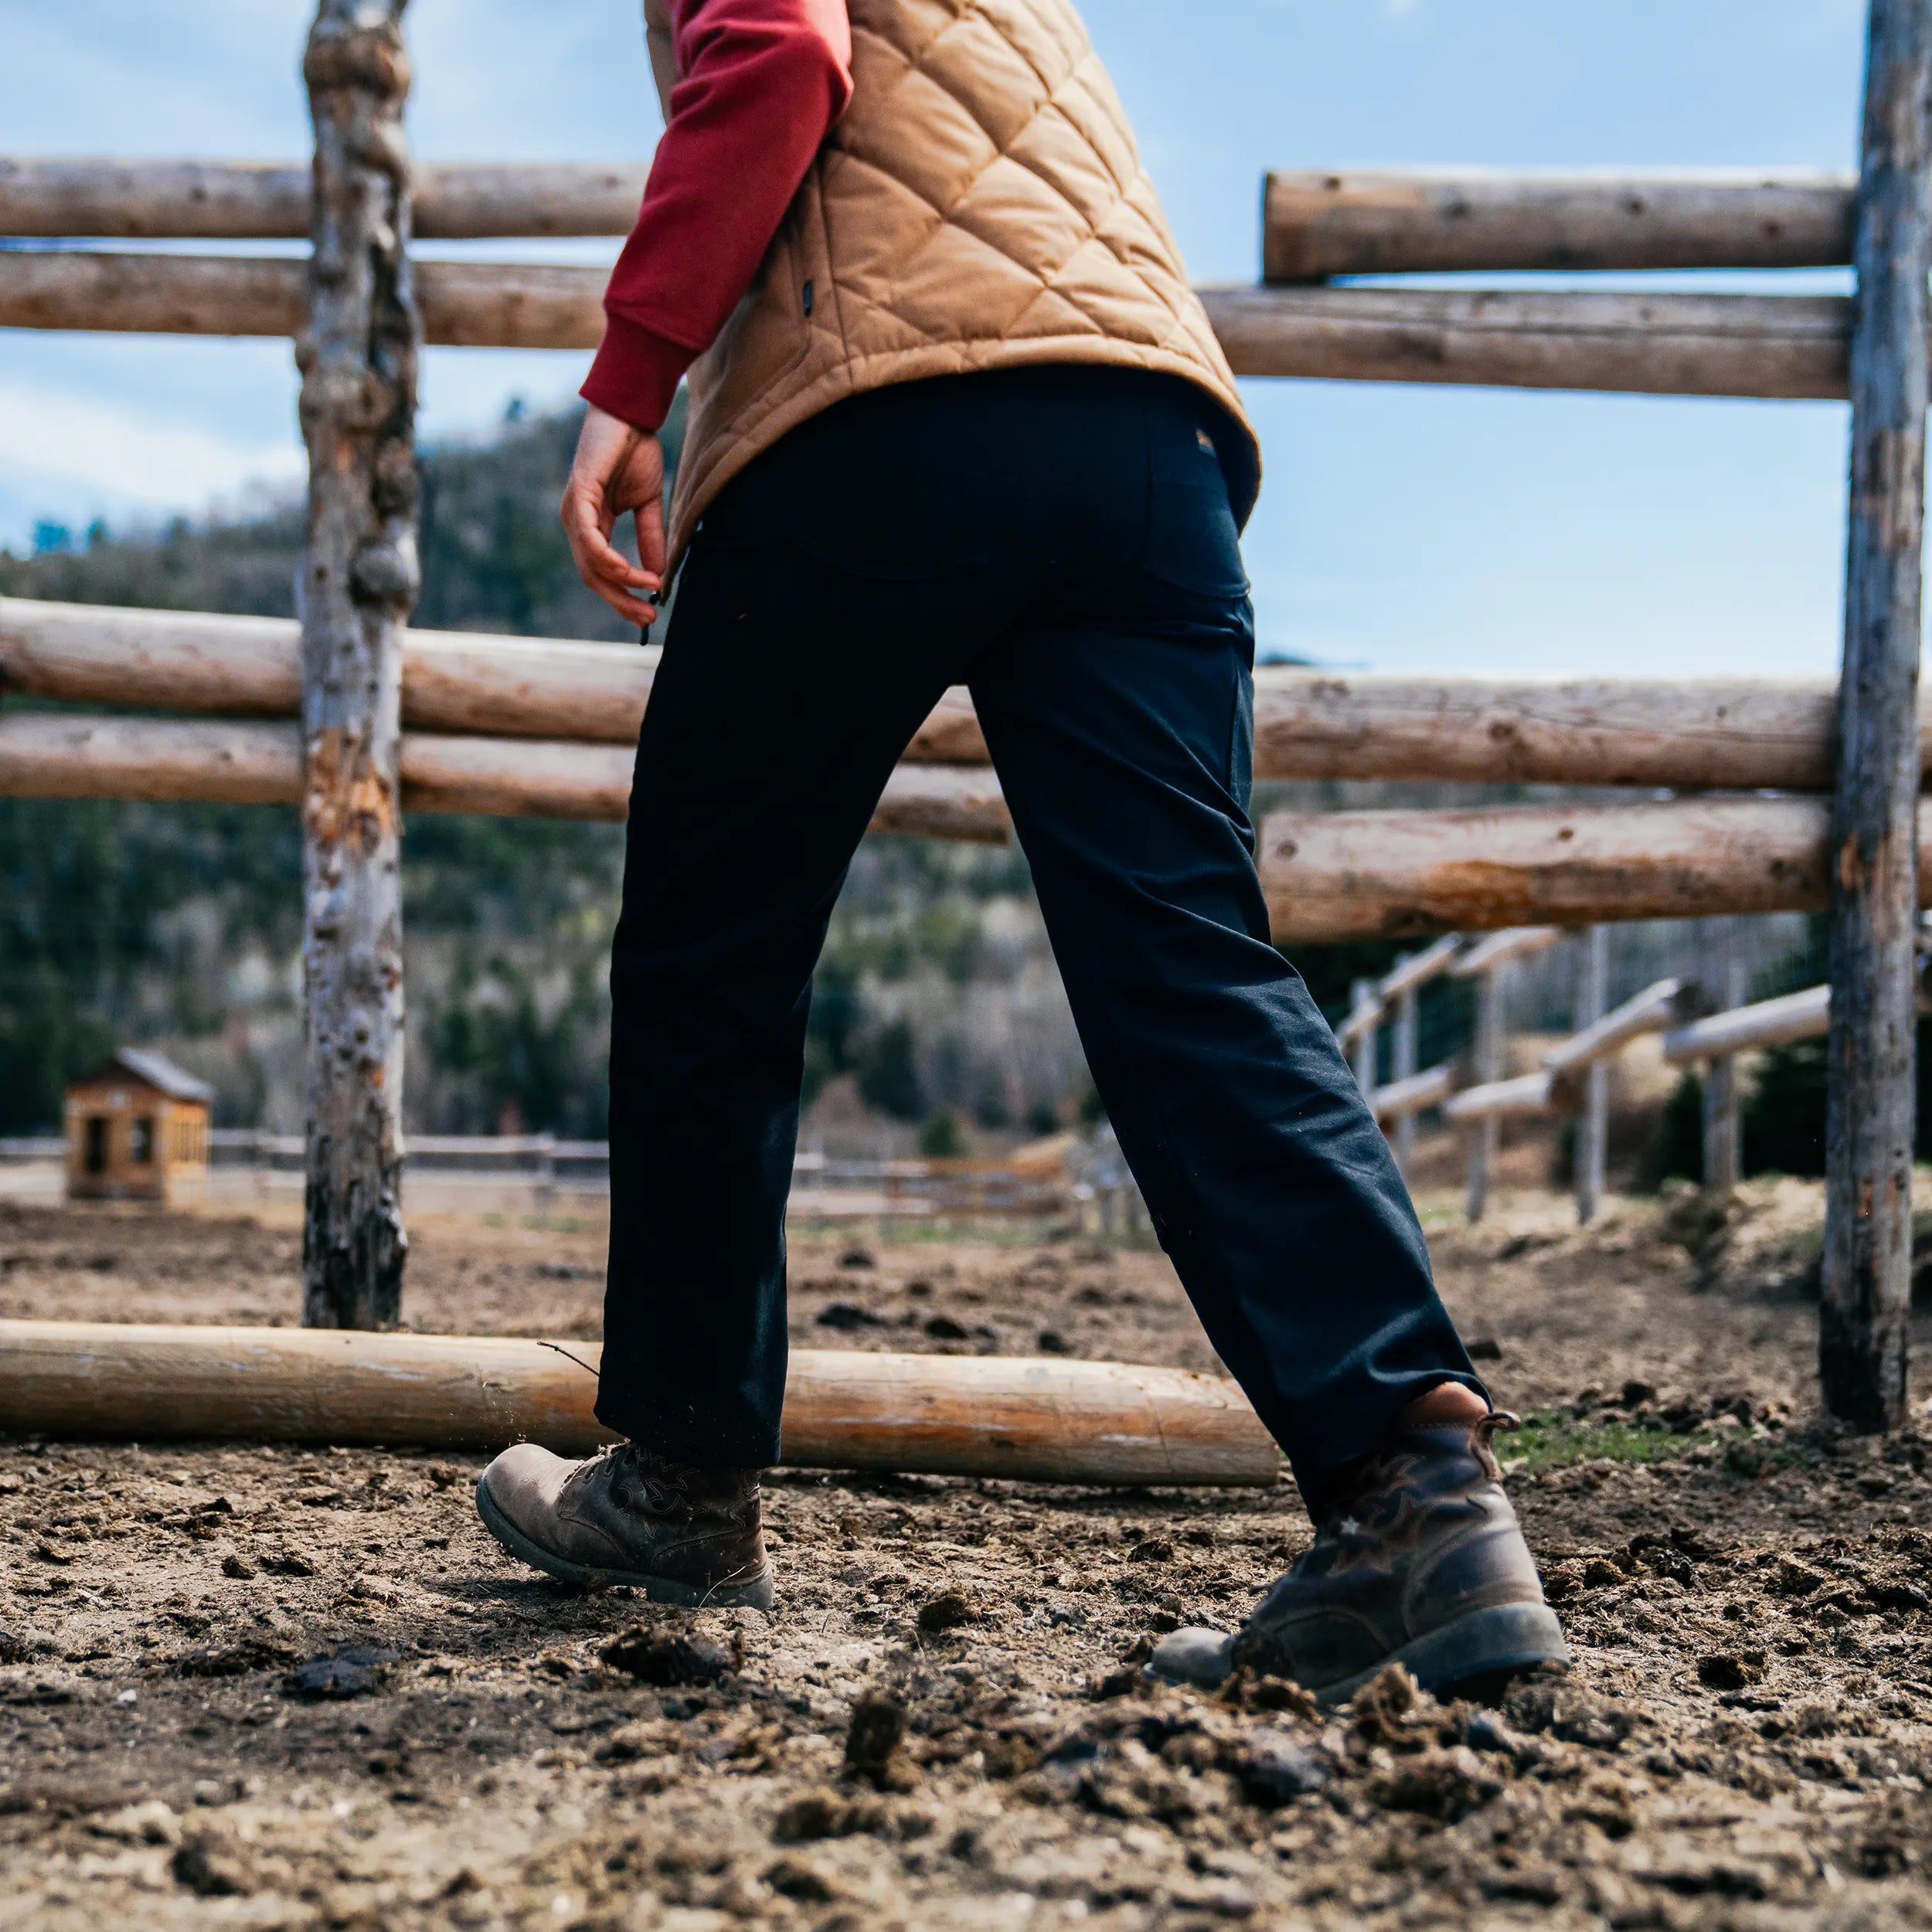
474 0 1567 1705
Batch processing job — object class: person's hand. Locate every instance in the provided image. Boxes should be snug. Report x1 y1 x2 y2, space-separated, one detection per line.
561 404 667 626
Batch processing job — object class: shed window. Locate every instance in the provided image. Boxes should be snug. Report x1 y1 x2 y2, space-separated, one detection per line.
131 1117 155 1165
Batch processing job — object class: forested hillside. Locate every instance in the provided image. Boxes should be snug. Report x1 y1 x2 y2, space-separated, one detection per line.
0 399 1091 1148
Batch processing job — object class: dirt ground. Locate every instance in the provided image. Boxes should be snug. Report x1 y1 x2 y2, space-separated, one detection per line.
6 1180 1932 1930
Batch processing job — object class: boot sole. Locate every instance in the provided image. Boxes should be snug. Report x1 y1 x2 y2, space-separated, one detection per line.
1314 1602 1570 1708
474 1475 777 1611
1146 1601 1570 1707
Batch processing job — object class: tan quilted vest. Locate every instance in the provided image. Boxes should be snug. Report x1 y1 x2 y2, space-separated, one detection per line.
647 0 1260 570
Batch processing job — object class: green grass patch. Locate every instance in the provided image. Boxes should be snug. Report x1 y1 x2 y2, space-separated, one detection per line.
1505 1411 1696 1473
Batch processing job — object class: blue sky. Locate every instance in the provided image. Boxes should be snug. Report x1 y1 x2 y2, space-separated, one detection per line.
0 0 1883 678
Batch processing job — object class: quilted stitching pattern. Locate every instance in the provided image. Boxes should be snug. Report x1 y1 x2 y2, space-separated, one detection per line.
668 0 1257 566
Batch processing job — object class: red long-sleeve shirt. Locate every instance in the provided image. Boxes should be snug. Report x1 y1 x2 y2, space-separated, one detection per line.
580 0 854 432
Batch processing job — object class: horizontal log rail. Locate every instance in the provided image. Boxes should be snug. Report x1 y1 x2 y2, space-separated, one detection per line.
0 1321 1280 1487
1448 925 1568 978
1197 285 1852 400
0 713 1012 844
8 598 1915 792
22 706 1932 938
1264 168 1855 281
1662 984 1833 1063
1542 975 1695 1078
0 158 651 240
1369 1063 1455 1124
0 253 1870 402
1 159 1852 274
1335 934 1463 1047
1257 795 1932 944
1441 1071 1558 1123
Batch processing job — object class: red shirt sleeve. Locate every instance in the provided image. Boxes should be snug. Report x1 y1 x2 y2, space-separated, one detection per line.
581 0 854 432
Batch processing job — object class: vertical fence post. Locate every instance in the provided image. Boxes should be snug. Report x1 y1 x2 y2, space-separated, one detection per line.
1392 975 1419 1175
1574 926 1609 1223
1349 978 1376 1096
1822 0 1932 1432
297 0 420 1330
1466 961 1503 1223
1699 916 1746 1193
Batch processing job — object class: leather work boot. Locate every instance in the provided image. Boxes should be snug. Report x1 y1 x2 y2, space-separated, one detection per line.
1149 1413 1566 1706
475 1440 774 1609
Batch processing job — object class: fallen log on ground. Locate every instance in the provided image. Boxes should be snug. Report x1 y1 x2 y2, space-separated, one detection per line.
0 713 1012 843
1258 796 1932 944
0 253 1864 401
0 157 651 239
7 597 1912 791
1264 168 1855 281
0 1322 1280 1487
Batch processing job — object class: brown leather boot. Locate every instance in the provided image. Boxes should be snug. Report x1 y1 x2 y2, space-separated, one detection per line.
1150 1412 1566 1705
475 1441 774 1609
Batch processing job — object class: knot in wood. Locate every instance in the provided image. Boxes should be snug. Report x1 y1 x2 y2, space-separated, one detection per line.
304 19 410 103
351 539 419 609
298 366 393 436
372 445 420 516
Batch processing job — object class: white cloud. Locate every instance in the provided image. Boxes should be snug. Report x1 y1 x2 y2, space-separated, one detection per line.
0 378 304 537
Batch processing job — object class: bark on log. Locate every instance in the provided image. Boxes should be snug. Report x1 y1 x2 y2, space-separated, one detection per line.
0 158 651 239
0 1322 1280 1487
1663 984 1833 1064
1822 0 1932 1434
298 0 417 1332
1199 285 1853 400
0 253 1869 403
1264 168 1855 281
1258 796 1925 944
0 713 1012 843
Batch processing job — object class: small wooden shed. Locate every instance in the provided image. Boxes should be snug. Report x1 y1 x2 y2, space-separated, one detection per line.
65 1049 214 1205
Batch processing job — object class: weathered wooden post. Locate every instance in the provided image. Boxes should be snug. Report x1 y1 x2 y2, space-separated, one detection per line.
1574 926 1609 1223
1821 0 1932 1432
1698 917 1747 1193
1466 961 1504 1223
296 0 419 1329
1349 978 1376 1096
1391 971 1420 1175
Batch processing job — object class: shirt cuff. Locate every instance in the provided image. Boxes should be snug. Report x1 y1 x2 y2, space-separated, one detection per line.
580 311 695 433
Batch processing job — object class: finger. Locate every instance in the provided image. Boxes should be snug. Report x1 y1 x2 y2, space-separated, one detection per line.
590 576 662 627
566 487 659 590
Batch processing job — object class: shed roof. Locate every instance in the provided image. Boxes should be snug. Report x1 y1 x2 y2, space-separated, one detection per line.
73 1048 216 1105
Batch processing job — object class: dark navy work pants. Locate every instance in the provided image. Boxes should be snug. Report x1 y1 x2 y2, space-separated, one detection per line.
597 366 1479 1492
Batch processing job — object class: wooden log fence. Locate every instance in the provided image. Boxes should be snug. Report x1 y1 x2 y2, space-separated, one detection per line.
1263 168 1856 281
1 1 1922 1420
30 598 1932 796
0 253 1872 402
0 713 1012 843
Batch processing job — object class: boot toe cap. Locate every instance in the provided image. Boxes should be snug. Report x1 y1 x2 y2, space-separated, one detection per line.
477 1441 574 1539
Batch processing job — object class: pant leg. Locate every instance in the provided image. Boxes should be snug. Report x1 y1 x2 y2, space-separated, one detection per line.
968 380 1480 1496
598 484 981 1464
